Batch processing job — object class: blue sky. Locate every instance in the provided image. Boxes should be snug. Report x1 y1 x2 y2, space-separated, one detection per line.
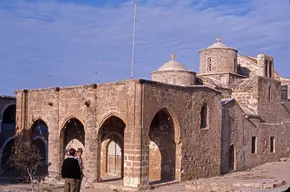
0 0 289 95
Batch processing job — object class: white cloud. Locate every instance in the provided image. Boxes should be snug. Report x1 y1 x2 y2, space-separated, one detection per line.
0 0 289 95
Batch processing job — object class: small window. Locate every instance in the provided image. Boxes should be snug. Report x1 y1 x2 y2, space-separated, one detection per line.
264 61 268 77
281 85 288 99
269 61 272 78
200 103 208 128
207 57 212 72
270 136 275 153
251 136 257 154
268 86 271 102
234 59 237 73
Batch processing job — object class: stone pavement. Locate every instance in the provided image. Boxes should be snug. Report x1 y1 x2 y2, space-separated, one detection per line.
185 161 290 192
1 161 290 192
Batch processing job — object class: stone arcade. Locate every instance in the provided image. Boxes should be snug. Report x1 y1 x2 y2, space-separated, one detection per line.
2 37 290 190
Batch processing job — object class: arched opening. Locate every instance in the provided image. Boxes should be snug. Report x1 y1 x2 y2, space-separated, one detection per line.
200 103 208 129
107 140 122 176
98 116 125 181
229 144 236 171
30 119 49 176
207 57 212 72
1 105 16 131
60 117 85 162
1 138 15 171
149 109 177 184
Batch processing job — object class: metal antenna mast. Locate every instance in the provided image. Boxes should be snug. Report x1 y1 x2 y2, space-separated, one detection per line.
130 0 137 79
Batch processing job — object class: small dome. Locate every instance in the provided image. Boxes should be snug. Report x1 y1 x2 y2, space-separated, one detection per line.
207 37 232 49
157 53 189 71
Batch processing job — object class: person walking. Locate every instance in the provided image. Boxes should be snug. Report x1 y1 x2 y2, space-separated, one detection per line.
75 148 84 192
61 148 81 192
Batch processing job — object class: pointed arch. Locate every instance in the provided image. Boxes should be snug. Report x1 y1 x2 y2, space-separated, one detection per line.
148 107 181 144
59 117 85 163
28 117 50 131
97 115 126 181
30 119 49 144
98 111 126 129
0 136 16 169
148 108 181 183
32 136 48 165
30 119 49 132
30 119 49 176
102 131 124 148
59 115 84 135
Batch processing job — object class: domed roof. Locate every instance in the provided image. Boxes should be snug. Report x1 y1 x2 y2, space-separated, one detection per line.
207 37 234 49
157 53 189 71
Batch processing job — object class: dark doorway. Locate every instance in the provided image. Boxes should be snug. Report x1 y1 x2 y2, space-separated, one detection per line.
229 144 236 171
149 109 176 184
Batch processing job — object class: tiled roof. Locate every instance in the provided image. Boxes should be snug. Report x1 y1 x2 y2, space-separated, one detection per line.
240 104 256 116
198 76 228 89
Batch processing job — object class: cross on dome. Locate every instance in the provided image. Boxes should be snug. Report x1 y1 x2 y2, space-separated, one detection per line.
171 52 176 61
216 37 222 43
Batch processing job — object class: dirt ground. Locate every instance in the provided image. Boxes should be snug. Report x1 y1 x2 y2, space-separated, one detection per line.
1 161 290 192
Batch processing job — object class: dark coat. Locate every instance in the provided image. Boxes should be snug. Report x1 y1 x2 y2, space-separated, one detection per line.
61 157 81 179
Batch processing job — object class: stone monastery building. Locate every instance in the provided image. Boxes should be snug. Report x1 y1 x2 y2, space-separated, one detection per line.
1 37 290 189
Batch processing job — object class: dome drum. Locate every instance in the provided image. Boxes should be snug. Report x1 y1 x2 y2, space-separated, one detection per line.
151 53 196 86
151 70 196 86
199 37 238 74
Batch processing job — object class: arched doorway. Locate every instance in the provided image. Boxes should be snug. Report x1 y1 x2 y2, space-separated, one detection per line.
149 109 178 184
229 144 236 171
1 104 16 131
98 116 125 181
30 119 49 176
60 118 85 161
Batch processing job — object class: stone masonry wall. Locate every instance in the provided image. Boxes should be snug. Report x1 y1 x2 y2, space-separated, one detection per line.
222 99 290 173
141 80 222 181
243 119 290 169
221 100 245 174
14 80 146 188
231 92 253 107
257 77 282 123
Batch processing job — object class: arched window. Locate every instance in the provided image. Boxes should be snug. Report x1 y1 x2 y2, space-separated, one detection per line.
200 103 208 129
207 57 212 72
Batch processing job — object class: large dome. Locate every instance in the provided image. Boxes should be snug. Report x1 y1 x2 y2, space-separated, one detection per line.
157 53 189 71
